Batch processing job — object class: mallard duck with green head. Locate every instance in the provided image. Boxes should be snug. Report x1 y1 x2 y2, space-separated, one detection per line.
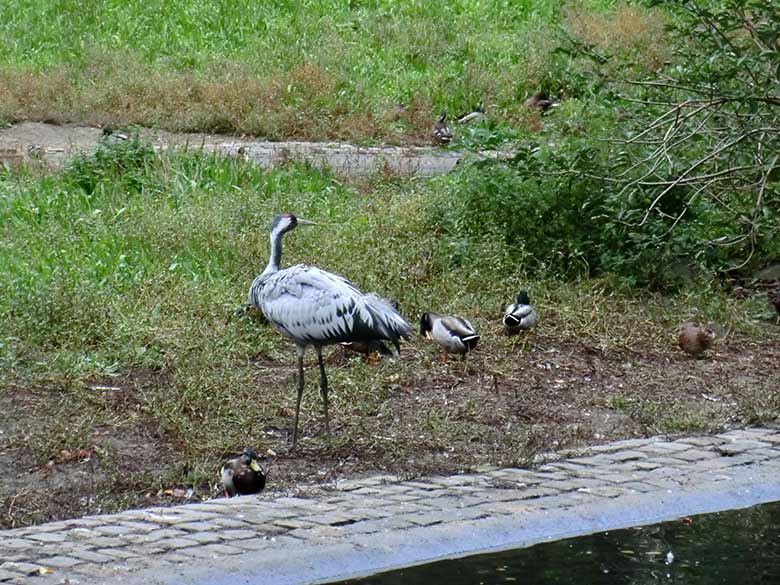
221 447 266 497
503 291 538 335
420 312 480 360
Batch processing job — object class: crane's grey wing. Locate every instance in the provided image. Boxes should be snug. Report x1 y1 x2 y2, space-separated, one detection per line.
258 265 411 343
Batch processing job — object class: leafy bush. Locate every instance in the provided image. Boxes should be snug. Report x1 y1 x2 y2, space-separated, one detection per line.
428 0 780 288
64 132 157 195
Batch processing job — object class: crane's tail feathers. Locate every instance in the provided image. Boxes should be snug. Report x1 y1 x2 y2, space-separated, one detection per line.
363 294 413 341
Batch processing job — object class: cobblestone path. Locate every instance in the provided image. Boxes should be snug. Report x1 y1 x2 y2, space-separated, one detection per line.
2 428 779 584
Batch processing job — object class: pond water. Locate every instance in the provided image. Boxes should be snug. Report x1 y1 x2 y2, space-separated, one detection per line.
335 501 780 585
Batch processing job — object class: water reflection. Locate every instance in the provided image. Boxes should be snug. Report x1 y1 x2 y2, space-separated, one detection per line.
337 502 780 585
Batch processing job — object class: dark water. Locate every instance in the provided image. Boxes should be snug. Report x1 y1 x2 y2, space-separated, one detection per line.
337 502 780 585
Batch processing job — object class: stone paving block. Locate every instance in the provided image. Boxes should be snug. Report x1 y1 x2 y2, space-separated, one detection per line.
295 525 345 539
401 481 439 490
339 521 383 535
95 525 136 536
544 478 607 492
642 478 682 491
273 518 316 531
570 455 612 466
596 472 643 484
230 537 276 552
577 486 628 498
184 543 244 558
0 554 30 564
384 493 423 503
95 548 141 560
157 551 193 564
0 569 19 581
532 468 569 480
645 457 689 468
721 452 770 466
219 529 259 541
176 521 224 532
534 492 600 510
124 544 168 556
720 428 776 440
119 520 161 532
26 532 66 543
144 537 196 552
751 448 780 459
343 507 393 520
41 555 84 569
633 460 664 471
639 441 692 454
68 549 114 564
687 457 741 471
677 436 728 447
184 531 224 545
667 449 720 462
305 512 361 527
404 513 445 527
0 538 36 550
125 528 187 544
603 450 648 462
717 441 771 454
379 503 432 518
375 518 417 531
618 481 659 493
0 562 41 576
514 486 560 500
79 535 127 547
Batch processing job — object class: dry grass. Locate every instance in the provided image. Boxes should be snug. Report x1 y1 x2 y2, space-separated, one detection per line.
565 4 669 70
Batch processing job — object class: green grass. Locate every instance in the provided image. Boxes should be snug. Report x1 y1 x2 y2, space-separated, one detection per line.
0 0 663 140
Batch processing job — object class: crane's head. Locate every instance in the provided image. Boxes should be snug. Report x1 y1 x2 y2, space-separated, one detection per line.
270 213 316 237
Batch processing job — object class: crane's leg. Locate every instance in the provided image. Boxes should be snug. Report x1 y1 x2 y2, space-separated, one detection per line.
315 346 330 436
292 345 306 448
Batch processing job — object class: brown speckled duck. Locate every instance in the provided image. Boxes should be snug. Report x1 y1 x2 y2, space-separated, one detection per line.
769 285 780 320
677 321 716 357
523 91 558 112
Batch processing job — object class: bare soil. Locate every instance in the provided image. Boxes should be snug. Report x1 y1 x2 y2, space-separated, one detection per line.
2 327 778 529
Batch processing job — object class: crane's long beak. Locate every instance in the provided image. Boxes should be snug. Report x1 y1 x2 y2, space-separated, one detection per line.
297 218 317 226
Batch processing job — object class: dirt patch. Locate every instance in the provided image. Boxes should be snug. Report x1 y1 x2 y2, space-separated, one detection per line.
1 330 779 528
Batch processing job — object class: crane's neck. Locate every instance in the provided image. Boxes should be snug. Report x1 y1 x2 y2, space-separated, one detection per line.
261 228 284 277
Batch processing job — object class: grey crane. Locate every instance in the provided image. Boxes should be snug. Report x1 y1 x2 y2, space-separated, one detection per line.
248 214 412 447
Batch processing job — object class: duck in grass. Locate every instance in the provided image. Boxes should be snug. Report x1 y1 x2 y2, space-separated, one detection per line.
677 321 716 358
503 291 538 335
523 91 558 113
420 312 480 360
456 104 485 125
769 285 780 321
431 111 453 145
341 339 394 360
221 447 266 497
